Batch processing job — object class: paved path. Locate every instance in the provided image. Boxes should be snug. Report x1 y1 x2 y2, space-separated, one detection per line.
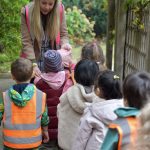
0 73 15 149
0 73 59 150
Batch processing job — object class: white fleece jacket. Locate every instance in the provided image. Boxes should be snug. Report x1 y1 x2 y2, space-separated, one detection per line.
57 83 98 150
72 98 123 150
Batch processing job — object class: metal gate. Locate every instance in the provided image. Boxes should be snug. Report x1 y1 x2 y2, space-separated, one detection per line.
114 1 150 80
123 8 150 78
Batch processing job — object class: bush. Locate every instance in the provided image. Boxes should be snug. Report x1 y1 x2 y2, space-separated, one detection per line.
63 0 107 37
66 6 95 45
0 0 29 63
79 0 107 37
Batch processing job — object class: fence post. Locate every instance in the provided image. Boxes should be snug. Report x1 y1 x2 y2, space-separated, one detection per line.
147 9 150 72
114 0 127 80
106 0 115 69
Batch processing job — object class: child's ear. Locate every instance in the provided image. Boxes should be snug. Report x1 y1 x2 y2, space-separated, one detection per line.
95 87 101 97
124 99 129 107
11 74 15 80
95 87 104 98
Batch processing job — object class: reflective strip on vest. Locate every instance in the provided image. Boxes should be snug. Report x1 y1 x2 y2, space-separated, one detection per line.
3 89 45 149
109 117 138 150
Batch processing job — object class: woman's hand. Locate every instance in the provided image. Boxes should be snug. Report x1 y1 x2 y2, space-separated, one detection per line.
61 43 72 51
42 130 49 143
42 126 49 143
33 65 41 77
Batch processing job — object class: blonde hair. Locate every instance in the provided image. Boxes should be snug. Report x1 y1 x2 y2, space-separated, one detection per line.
81 42 106 71
134 103 150 150
32 0 59 42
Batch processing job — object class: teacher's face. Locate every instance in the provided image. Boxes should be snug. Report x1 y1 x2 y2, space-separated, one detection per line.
40 0 55 15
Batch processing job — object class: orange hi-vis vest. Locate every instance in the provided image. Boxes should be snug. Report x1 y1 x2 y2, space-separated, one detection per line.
2 89 46 149
109 117 138 150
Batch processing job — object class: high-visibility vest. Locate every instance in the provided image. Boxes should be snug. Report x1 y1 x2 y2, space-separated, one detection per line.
2 89 46 149
109 117 138 150
25 3 63 46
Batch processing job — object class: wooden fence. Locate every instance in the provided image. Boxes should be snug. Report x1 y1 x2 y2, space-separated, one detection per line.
114 0 150 80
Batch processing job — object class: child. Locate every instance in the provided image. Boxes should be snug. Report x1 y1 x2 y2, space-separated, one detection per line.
72 70 123 150
81 42 106 70
101 71 150 150
0 58 49 150
134 103 150 150
57 48 76 92
57 59 100 150
34 50 70 145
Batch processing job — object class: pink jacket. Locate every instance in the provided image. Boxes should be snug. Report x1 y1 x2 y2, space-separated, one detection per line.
72 99 123 150
34 71 66 90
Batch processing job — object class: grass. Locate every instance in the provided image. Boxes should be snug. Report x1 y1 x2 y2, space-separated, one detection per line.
0 62 11 73
72 41 106 62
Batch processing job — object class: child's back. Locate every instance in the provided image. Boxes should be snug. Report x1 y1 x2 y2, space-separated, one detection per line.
101 71 150 150
72 70 123 150
134 103 150 150
34 50 72 142
1 58 49 149
57 59 99 150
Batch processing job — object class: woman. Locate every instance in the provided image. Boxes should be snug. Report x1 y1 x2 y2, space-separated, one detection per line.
20 0 71 76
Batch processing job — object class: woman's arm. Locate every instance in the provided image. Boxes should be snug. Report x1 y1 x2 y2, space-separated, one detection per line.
20 7 35 61
60 5 69 45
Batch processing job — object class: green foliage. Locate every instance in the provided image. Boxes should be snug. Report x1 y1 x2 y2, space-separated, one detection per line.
63 0 108 37
0 0 29 63
125 0 150 29
66 6 95 45
62 0 80 8
78 0 107 37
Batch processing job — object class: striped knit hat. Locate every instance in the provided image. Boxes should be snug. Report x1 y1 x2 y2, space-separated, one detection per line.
43 50 63 73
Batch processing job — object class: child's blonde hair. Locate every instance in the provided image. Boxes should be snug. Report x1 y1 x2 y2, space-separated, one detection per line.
81 42 106 70
32 0 59 42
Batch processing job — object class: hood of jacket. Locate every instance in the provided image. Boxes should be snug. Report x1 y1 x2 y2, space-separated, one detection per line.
8 84 35 107
89 98 124 125
61 83 98 114
34 71 65 90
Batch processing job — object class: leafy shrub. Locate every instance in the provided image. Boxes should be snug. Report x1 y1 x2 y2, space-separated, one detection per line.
66 6 95 45
0 0 29 63
79 0 107 37
63 0 107 37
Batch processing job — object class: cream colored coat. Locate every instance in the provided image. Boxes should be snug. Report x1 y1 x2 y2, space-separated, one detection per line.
57 84 98 150
21 2 69 61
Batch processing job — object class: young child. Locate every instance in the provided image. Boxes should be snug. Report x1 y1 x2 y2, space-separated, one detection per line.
57 48 76 92
0 58 49 150
34 50 71 146
72 70 123 150
81 42 106 71
101 71 150 150
134 102 150 150
57 59 100 150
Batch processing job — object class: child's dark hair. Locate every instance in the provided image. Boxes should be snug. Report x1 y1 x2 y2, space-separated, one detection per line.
95 70 122 100
11 58 33 82
123 71 150 109
81 42 105 65
74 59 99 86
